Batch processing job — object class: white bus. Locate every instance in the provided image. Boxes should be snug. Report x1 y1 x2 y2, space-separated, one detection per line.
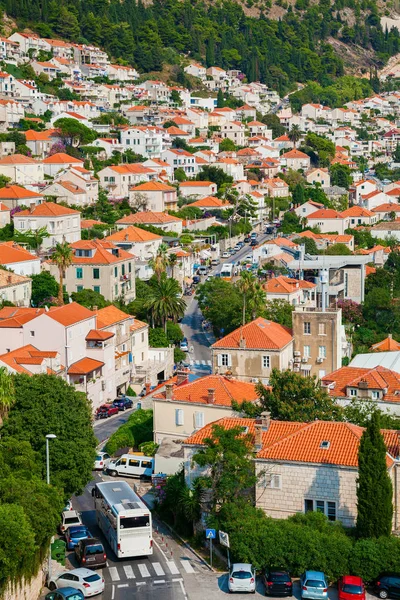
220 263 233 281
92 480 153 558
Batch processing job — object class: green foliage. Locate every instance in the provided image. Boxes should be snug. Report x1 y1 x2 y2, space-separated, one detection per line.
292 183 305 205
344 398 399 430
264 299 294 328
166 321 184 344
196 165 233 187
31 271 59 306
261 113 285 138
104 409 153 455
357 413 393 538
71 288 109 309
330 163 353 190
2 374 96 497
54 117 97 146
196 278 242 335
219 138 237 152
0 503 37 588
324 243 352 255
289 77 374 111
155 469 201 536
280 211 302 234
149 327 169 347
145 275 186 332
293 236 319 254
139 441 159 456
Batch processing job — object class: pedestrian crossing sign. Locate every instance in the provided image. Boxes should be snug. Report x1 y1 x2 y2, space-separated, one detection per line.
206 528 216 539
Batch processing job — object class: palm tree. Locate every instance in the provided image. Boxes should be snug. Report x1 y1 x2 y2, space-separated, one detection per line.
168 253 178 279
0 366 14 423
145 274 186 332
149 243 169 282
236 271 258 326
14 226 50 252
52 241 73 305
248 282 266 320
288 124 302 148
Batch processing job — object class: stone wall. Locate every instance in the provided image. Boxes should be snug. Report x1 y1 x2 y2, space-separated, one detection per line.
3 566 45 600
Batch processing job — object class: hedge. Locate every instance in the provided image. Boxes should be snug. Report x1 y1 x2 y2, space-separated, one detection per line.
104 409 153 455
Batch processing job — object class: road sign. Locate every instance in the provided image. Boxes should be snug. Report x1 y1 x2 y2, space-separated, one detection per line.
219 530 230 548
206 528 216 539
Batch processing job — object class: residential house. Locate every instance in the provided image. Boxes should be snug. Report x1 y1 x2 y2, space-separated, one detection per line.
294 200 324 220
372 203 400 221
182 415 400 529
98 164 157 199
24 129 62 159
214 157 244 180
306 168 331 188
296 230 355 252
8 33 51 57
54 167 98 206
189 196 232 211
31 60 62 80
211 317 293 383
0 202 10 227
129 181 178 212
0 270 31 307
352 179 377 204
116 211 183 235
42 180 87 207
161 148 197 179
0 185 44 209
371 335 400 353
306 208 349 235
106 226 162 261
264 276 316 307
360 190 391 211
0 241 40 276
178 181 217 198
142 158 174 181
264 178 289 198
341 206 377 227
153 374 259 444
0 99 25 129
281 149 311 170
47 239 135 303
0 345 64 377
371 222 400 241
13 202 81 249
120 126 167 158
107 64 139 81
220 121 246 146
184 63 207 79
0 154 44 185
42 153 84 178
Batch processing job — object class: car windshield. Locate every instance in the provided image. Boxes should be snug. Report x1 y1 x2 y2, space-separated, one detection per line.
85 544 104 555
342 585 363 594
95 455 102 461
70 529 88 538
83 574 101 583
306 580 325 588
66 594 83 600
232 571 252 579
269 573 290 582
65 517 80 524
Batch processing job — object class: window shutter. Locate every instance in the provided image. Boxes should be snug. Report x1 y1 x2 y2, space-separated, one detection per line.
217 354 222 366
227 354 232 367
175 409 184 426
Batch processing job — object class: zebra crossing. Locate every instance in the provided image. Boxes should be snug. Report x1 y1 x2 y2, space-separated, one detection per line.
105 557 198 583
189 359 212 367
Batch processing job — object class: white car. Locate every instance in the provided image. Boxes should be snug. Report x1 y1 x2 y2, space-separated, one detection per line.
222 251 230 258
48 568 105 597
94 451 111 471
59 510 83 535
228 563 256 594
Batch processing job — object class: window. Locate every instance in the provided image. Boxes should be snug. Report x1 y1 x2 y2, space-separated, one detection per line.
93 268 100 279
175 409 184 426
304 322 311 335
349 388 357 397
319 346 326 358
114 267 118 277
128 459 140 467
120 515 150 529
327 502 336 521
304 499 336 521
194 411 204 429
93 286 100 293
115 284 118 296
77 285 83 292
129 262 132 273
19 220 25 230
262 355 270 369
141 460 152 469
141 332 145 343
76 267 83 280
318 323 326 335
304 499 314 513
218 353 231 367
122 263 125 276
303 345 310 358
30 330 35 337
372 390 380 399
316 500 325 513
270 474 281 489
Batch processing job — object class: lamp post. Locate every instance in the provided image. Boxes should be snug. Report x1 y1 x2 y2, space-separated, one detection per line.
46 434 57 582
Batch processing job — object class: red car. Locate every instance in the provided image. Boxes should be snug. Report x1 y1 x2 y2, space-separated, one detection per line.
96 404 119 419
338 576 365 600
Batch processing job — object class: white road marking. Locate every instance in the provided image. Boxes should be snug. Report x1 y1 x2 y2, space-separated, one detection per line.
153 538 169 561
154 580 166 584
166 561 180 575
109 567 120 581
179 578 189 600
111 585 115 600
180 559 195 574
201 360 206 365
152 562 165 576
117 584 129 588
123 565 135 579
138 563 151 577
136 581 146 586
172 577 183 582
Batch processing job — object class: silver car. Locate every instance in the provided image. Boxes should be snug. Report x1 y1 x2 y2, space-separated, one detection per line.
228 563 256 594
300 571 328 600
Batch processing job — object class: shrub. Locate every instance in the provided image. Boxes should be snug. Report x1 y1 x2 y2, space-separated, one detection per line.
104 409 153 455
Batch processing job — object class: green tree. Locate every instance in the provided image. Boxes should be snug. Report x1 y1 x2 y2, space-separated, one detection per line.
168 253 179 279
14 226 50 251
149 243 168 283
192 424 257 509
330 163 352 189
52 241 73 305
219 138 236 152
148 327 169 347
288 124 302 148
54 117 97 146
344 398 399 430
196 278 243 335
197 165 233 187
0 504 37 583
2 374 96 497
393 144 400 163
293 236 319 255
280 211 302 234
217 88 225 108
0 367 15 422
263 299 294 328
70 288 108 309
292 183 305 205
105 409 153 455
145 274 186 332
261 113 285 138
174 167 187 182
30 271 59 306
356 413 393 538
236 271 260 326
324 243 352 255
170 89 182 106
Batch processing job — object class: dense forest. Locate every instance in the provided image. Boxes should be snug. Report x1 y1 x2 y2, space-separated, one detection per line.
2 0 400 94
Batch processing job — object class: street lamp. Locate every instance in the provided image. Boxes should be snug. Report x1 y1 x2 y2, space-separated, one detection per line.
45 434 56 583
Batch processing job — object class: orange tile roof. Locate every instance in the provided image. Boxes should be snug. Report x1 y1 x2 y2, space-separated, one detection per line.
0 185 42 200
116 211 181 225
0 344 59 375
0 270 30 286
24 128 59 141
85 329 114 341
366 265 376 276
264 275 316 294
0 154 39 165
131 181 175 192
106 225 161 243
108 164 156 175
68 239 133 265
179 181 215 187
43 152 83 164
282 149 309 159
0 241 40 265
96 305 132 328
130 319 148 332
308 208 344 220
46 302 95 327
190 196 231 208
322 365 400 402
212 317 293 350
372 203 400 213
371 335 400 352
80 219 106 229
341 206 373 217
17 202 79 217
154 375 258 406
67 356 104 375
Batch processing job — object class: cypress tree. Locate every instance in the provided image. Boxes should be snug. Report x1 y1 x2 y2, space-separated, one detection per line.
356 412 393 538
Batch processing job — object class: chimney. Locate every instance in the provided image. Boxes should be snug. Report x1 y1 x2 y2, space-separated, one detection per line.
145 381 151 396
260 410 271 431
93 305 98 312
176 369 188 386
165 383 174 400
254 421 262 451
389 333 393 339
207 388 216 404
7 275 12 284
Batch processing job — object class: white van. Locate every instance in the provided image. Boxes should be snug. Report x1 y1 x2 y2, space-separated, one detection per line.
106 454 154 479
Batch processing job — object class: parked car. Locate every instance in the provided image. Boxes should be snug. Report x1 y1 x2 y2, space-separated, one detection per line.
222 251 231 258
250 239 258 246
45 588 84 600
112 397 133 411
192 275 201 284
211 258 220 266
300 571 328 600
48 568 104 598
180 338 189 352
74 538 107 569
63 500 72 512
95 404 119 419
263 569 293 596
198 266 208 276
265 227 275 235
244 236 251 243
59 510 83 535
228 563 256 594
338 576 365 600
374 573 400 599
93 452 111 471
65 526 92 551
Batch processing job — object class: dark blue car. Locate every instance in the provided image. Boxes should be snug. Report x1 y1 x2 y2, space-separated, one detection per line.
65 526 92 550
112 397 133 411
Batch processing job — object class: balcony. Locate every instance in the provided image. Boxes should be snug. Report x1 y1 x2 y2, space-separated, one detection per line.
120 274 131 282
